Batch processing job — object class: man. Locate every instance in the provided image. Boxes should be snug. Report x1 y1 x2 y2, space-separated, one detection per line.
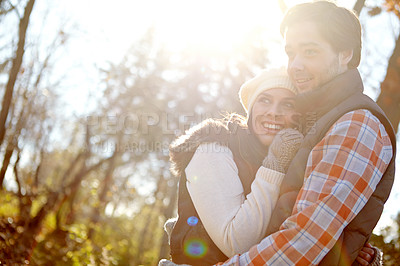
219 1 396 265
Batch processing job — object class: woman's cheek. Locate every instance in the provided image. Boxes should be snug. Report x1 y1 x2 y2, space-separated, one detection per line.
287 112 301 129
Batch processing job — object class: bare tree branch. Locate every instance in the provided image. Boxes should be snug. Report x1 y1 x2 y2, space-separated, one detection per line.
353 0 366 16
0 0 17 17
0 0 35 146
0 144 14 188
0 77 38 188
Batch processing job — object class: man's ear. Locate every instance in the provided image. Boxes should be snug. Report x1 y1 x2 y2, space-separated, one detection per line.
339 49 353 66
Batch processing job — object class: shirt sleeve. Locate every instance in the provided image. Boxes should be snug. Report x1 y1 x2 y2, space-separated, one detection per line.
218 110 393 265
185 142 284 257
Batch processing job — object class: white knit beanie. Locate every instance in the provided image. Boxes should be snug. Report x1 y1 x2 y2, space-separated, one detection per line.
239 67 297 114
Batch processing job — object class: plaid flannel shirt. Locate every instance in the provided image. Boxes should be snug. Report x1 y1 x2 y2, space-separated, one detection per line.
218 109 393 265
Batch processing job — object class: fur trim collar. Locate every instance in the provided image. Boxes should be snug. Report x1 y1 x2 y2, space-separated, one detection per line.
169 119 230 177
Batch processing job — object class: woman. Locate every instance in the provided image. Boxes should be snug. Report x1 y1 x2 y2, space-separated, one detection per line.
162 68 379 265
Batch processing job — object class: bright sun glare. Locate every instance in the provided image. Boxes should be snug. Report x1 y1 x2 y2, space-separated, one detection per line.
63 0 288 68
57 0 289 115
150 0 286 56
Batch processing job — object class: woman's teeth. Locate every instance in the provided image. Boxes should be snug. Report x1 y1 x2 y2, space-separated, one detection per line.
261 122 283 130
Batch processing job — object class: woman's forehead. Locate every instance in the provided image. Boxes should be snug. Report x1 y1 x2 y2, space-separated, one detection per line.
258 88 296 98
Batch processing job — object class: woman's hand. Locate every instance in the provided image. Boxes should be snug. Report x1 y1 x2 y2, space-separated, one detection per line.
263 128 303 173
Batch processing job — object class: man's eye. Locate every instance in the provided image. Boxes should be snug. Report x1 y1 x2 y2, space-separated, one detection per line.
304 49 317 56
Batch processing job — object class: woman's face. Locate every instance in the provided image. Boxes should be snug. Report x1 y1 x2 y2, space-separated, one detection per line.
250 88 298 146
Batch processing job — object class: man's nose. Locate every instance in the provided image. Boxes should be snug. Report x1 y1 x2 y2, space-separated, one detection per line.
289 55 304 71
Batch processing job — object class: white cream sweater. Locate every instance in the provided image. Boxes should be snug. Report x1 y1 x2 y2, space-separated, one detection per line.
185 142 284 257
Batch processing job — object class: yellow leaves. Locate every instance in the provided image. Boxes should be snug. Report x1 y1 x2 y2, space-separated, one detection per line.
118 238 129 247
0 193 19 217
384 0 400 19
69 223 88 240
43 213 57 231
90 188 97 196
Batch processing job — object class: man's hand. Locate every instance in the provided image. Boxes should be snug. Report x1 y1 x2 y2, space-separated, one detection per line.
263 128 303 173
355 243 382 266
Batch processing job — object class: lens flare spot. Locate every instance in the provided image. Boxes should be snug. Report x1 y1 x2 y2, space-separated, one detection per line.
184 238 208 259
193 175 199 182
187 216 199 226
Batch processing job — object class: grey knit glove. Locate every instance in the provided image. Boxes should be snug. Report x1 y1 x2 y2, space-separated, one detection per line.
263 128 304 173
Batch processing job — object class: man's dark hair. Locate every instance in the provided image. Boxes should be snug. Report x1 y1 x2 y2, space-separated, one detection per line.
280 0 362 69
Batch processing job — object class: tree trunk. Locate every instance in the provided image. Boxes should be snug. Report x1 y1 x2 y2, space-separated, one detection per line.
87 151 118 240
0 0 35 146
61 153 115 225
0 91 30 188
136 174 165 265
376 33 400 134
0 144 14 187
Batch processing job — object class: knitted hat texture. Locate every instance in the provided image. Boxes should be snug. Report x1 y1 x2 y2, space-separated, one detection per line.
239 67 297 114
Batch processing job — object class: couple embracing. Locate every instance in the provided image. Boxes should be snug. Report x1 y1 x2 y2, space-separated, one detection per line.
162 1 396 265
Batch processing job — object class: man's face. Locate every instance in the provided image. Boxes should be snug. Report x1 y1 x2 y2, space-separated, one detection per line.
284 21 349 93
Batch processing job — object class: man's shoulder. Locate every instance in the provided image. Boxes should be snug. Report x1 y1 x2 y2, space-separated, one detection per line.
315 109 393 165
333 109 384 130
327 109 391 146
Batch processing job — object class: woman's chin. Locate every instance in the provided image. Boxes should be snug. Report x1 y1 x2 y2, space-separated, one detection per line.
257 134 275 147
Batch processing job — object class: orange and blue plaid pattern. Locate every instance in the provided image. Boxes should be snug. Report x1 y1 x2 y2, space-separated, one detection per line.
218 110 393 265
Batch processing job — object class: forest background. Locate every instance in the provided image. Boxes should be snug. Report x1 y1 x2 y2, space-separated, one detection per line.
1 0 400 265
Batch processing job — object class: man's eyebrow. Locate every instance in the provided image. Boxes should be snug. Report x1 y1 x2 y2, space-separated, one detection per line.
299 42 320 47
285 42 320 50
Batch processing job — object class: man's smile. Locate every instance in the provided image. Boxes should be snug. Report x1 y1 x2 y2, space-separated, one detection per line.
295 77 313 83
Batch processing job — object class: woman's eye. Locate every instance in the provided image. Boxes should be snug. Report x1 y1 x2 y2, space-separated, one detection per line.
258 97 271 104
283 102 295 109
